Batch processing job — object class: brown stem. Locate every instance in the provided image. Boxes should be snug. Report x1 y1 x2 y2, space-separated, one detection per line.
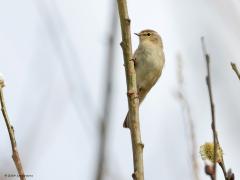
201 37 233 180
230 62 240 80
219 162 227 179
117 0 144 179
0 82 25 180
201 37 218 180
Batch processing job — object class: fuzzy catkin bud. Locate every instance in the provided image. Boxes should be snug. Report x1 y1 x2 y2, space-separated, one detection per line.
200 142 223 163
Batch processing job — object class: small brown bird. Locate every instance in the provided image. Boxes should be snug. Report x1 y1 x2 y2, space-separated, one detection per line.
123 29 165 128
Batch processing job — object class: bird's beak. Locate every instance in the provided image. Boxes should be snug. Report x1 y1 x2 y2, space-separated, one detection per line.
134 33 140 36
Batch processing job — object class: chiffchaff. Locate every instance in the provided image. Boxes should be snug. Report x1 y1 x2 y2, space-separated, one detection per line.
123 29 165 128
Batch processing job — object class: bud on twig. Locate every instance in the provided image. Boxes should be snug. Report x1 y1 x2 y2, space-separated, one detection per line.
0 73 5 87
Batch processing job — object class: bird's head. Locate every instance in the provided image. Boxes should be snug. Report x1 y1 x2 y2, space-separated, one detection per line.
135 29 162 47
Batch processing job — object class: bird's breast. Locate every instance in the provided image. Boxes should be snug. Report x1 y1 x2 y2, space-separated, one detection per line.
135 45 164 89
137 46 164 70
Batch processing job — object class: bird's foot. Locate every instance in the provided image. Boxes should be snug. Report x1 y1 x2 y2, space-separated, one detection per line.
130 58 137 66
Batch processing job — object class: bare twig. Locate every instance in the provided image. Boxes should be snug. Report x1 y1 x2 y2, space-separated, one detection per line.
201 37 218 180
219 162 227 178
230 62 240 80
201 37 219 179
176 54 199 180
95 2 118 180
117 0 144 179
201 37 233 180
0 79 25 180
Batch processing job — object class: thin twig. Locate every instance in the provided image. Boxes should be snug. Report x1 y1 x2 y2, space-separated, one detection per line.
201 37 231 180
176 54 199 180
201 37 218 180
219 162 227 178
95 2 118 180
230 62 240 80
117 0 144 179
0 80 25 180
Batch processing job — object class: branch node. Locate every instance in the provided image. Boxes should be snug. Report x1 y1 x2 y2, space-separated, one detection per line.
231 62 240 80
127 90 138 100
120 41 124 48
205 76 209 85
139 142 144 149
132 171 138 179
11 125 15 132
125 18 131 24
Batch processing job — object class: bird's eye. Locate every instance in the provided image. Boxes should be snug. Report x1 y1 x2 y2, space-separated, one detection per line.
147 33 151 36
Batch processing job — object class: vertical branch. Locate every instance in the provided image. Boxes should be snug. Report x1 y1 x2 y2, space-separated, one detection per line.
201 38 234 180
230 62 240 80
176 54 199 180
0 78 25 180
201 37 218 180
95 2 118 180
117 0 144 180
